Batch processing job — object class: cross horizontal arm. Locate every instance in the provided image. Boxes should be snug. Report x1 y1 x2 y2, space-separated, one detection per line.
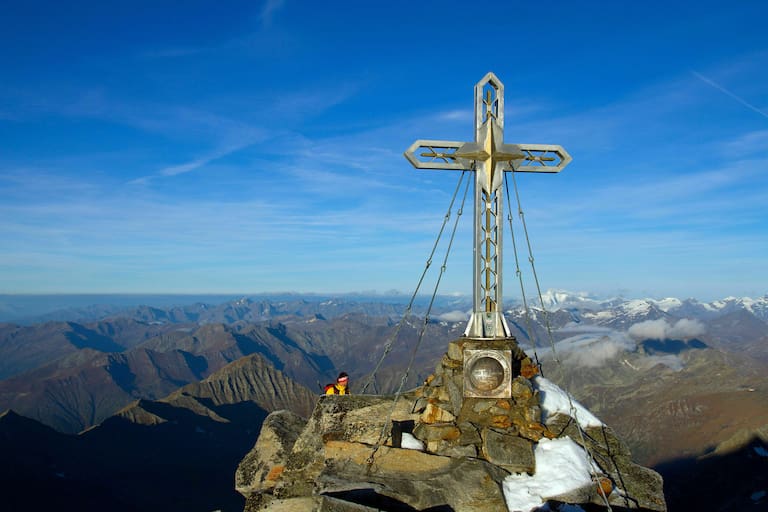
512 144 572 173
404 139 472 170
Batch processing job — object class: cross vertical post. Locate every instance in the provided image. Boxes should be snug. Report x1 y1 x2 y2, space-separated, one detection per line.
404 72 571 340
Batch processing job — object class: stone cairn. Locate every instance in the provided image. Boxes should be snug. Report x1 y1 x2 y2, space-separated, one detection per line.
411 337 546 473
236 336 667 511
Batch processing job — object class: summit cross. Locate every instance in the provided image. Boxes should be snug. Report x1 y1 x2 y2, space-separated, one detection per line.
404 72 571 339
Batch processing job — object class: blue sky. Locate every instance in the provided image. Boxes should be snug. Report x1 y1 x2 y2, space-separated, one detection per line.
1 1 766 301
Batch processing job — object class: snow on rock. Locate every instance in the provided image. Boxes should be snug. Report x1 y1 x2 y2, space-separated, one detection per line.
401 432 425 451
503 437 595 512
533 376 603 428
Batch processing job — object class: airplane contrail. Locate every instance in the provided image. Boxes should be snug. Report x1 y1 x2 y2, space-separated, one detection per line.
691 70 768 120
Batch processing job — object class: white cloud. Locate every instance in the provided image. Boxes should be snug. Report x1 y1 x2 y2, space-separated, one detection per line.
552 331 636 368
436 310 469 322
628 318 706 340
721 129 768 156
435 109 472 122
557 323 615 334
156 141 256 178
667 318 707 339
628 320 668 340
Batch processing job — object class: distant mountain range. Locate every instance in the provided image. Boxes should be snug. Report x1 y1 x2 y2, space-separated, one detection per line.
0 293 461 325
1 291 767 510
538 290 768 321
2 291 767 433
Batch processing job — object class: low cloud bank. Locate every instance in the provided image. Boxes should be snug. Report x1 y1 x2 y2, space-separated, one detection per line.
436 310 469 322
558 323 615 334
552 331 636 368
545 319 701 371
628 318 706 340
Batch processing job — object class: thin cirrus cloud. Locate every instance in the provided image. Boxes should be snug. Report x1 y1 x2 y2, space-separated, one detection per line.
129 139 261 185
259 0 286 27
691 70 768 120
721 129 768 155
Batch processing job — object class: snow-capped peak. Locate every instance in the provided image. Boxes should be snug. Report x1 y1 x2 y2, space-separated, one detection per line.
652 297 683 312
538 290 605 310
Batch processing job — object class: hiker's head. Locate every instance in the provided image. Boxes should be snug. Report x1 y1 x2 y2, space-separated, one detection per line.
336 372 348 388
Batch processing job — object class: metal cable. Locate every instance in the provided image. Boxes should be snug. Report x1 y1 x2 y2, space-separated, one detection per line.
366 175 470 467
509 170 560 362
503 172 543 373
361 171 468 394
508 171 614 510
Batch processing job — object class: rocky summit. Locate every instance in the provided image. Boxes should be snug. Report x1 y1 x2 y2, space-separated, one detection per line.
236 337 666 512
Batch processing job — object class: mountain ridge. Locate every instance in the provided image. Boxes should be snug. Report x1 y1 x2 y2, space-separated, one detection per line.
1 292 766 466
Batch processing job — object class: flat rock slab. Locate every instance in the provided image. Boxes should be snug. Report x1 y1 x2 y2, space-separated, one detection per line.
320 440 509 511
482 428 535 473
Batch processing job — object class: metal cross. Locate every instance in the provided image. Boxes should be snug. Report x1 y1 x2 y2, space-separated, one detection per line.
404 72 571 339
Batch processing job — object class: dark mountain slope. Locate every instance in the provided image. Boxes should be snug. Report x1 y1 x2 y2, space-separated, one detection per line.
657 425 768 511
1 352 316 512
0 409 134 512
0 321 332 433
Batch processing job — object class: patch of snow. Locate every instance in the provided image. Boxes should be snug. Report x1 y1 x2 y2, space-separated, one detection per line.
622 358 640 371
590 311 615 320
400 432 425 451
653 297 682 312
621 299 652 316
503 437 595 512
537 290 608 311
533 377 603 428
754 446 768 457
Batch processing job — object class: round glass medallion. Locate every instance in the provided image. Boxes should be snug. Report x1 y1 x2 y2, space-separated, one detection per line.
469 356 504 391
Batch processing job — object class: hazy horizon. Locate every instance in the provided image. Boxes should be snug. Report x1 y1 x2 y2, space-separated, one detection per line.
2 288 766 323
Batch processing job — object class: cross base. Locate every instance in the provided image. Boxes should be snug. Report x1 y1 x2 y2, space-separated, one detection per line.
464 311 513 339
